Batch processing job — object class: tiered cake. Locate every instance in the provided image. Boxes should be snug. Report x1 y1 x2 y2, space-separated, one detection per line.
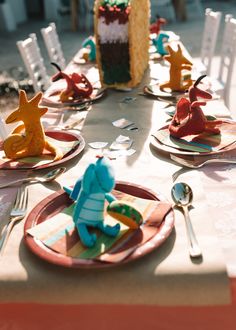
94 0 150 88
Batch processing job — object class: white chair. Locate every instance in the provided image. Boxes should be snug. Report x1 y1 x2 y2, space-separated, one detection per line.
199 8 222 75
210 14 236 109
41 22 66 70
150 0 175 22
78 0 94 31
16 33 50 92
85 0 94 31
186 0 204 18
193 0 204 17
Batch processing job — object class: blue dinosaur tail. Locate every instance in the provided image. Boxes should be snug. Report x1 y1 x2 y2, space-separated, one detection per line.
63 177 82 201
63 186 73 197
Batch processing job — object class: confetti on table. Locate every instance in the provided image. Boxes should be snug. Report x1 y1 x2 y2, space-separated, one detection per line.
110 135 133 151
119 97 137 104
88 142 108 149
103 148 136 159
112 118 134 129
116 135 130 143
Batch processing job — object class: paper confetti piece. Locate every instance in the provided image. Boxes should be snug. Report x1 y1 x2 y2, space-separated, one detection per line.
119 97 136 104
116 135 130 143
110 135 133 151
88 142 108 149
112 118 134 129
103 148 136 158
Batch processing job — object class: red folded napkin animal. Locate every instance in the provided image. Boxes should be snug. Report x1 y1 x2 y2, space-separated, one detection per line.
169 75 222 138
50 62 93 102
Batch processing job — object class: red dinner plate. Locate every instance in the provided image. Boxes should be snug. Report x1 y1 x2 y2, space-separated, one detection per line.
24 182 174 269
150 123 236 156
0 130 85 170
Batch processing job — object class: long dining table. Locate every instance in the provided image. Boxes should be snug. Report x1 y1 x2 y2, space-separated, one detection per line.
0 41 236 329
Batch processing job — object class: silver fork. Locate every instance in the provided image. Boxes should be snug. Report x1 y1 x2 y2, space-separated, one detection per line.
0 186 28 254
170 154 236 169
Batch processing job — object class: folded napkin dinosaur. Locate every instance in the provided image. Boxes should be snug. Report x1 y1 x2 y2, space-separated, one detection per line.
3 90 63 161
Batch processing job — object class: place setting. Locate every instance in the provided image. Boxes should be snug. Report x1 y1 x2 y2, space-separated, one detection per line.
143 42 192 101
72 35 96 65
0 90 85 170
149 17 180 62
24 156 174 268
41 62 106 109
150 74 236 170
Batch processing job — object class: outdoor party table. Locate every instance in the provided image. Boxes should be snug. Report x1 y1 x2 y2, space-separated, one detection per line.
0 44 236 329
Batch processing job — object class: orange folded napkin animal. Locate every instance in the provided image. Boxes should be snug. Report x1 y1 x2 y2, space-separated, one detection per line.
3 90 63 160
160 44 193 92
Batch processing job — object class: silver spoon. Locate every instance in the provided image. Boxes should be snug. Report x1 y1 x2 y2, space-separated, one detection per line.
0 167 66 189
171 182 202 258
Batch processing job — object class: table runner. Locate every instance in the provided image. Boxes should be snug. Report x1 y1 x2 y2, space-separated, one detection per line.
0 80 231 305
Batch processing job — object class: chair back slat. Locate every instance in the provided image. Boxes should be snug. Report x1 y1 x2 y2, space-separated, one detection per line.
201 8 222 75
17 33 50 92
218 15 236 108
41 22 66 69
